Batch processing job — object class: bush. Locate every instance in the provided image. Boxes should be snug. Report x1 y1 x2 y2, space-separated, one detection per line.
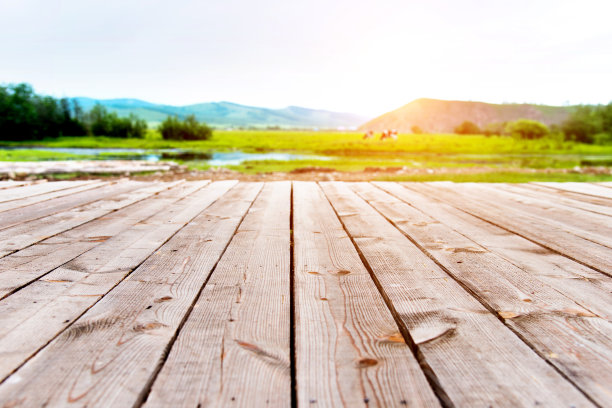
504 119 549 140
410 125 423 134
159 115 212 140
86 105 147 138
561 104 612 144
454 120 480 135
593 132 612 145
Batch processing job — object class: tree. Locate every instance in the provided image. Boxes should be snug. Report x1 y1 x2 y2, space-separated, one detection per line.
454 121 481 135
159 115 212 140
0 83 147 140
561 104 611 144
85 104 147 138
504 119 549 140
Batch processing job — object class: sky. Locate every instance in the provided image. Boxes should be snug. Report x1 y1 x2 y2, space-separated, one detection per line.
1 0 611 116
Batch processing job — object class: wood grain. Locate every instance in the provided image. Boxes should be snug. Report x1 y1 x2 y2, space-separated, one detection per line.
0 181 34 190
0 182 259 407
0 181 235 382
0 181 170 258
145 181 291 408
321 181 594 407
454 183 612 247
493 183 612 217
534 182 612 199
292 182 440 407
0 180 127 230
0 180 96 203
0 180 106 213
360 182 612 407
376 182 612 320
0 180 609 407
0 180 187 299
407 182 612 275
522 182 612 207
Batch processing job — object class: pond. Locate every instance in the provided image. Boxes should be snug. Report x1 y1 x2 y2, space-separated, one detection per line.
0 147 328 166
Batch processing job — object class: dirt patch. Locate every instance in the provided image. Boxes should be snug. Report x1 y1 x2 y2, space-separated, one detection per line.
1 163 610 182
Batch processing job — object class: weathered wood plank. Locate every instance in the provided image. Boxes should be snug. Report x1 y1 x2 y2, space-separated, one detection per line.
359 182 612 407
145 181 290 407
0 182 260 408
0 180 132 230
320 181 594 407
522 182 612 208
0 180 235 383
0 180 96 204
0 180 189 299
534 182 612 199
0 180 106 213
292 182 440 407
452 183 612 247
493 183 612 217
375 182 612 320
0 181 35 190
0 181 171 258
407 182 612 275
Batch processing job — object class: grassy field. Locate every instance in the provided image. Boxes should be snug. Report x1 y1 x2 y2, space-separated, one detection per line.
5 130 612 155
2 130 612 181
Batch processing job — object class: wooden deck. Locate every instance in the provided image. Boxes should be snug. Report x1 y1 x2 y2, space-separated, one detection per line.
0 180 610 407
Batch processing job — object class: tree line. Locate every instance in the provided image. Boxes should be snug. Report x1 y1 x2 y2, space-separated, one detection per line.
452 103 612 143
0 83 212 141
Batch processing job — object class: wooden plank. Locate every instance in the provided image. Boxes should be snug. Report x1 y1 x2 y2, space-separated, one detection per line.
0 180 235 383
375 182 612 320
494 183 612 217
291 182 439 407
0 180 130 230
0 181 35 190
534 182 612 199
359 182 612 407
0 180 198 299
447 183 612 247
0 180 106 213
0 181 170 258
0 180 95 204
522 182 612 207
0 182 261 408
145 181 291 407
320 182 594 407
408 182 612 275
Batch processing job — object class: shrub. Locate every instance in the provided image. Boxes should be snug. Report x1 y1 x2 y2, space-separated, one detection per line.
454 120 481 135
410 125 423 134
86 104 147 138
159 115 212 140
561 105 608 144
504 119 550 140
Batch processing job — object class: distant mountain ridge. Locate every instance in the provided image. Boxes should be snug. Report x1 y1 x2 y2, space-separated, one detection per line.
360 98 575 133
74 98 369 129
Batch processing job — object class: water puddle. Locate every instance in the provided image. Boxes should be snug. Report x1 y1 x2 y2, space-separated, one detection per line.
0 147 328 166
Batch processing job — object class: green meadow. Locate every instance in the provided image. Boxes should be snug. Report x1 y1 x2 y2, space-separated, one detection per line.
2 130 612 181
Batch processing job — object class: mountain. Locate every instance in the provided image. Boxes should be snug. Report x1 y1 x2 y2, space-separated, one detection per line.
74 98 369 129
359 98 574 133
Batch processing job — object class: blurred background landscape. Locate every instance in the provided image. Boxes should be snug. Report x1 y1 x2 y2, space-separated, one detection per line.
0 0 611 182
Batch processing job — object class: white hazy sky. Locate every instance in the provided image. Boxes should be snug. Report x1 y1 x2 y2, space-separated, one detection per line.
1 0 611 116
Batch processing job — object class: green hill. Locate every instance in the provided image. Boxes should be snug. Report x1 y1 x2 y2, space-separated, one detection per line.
360 98 575 133
74 98 369 129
